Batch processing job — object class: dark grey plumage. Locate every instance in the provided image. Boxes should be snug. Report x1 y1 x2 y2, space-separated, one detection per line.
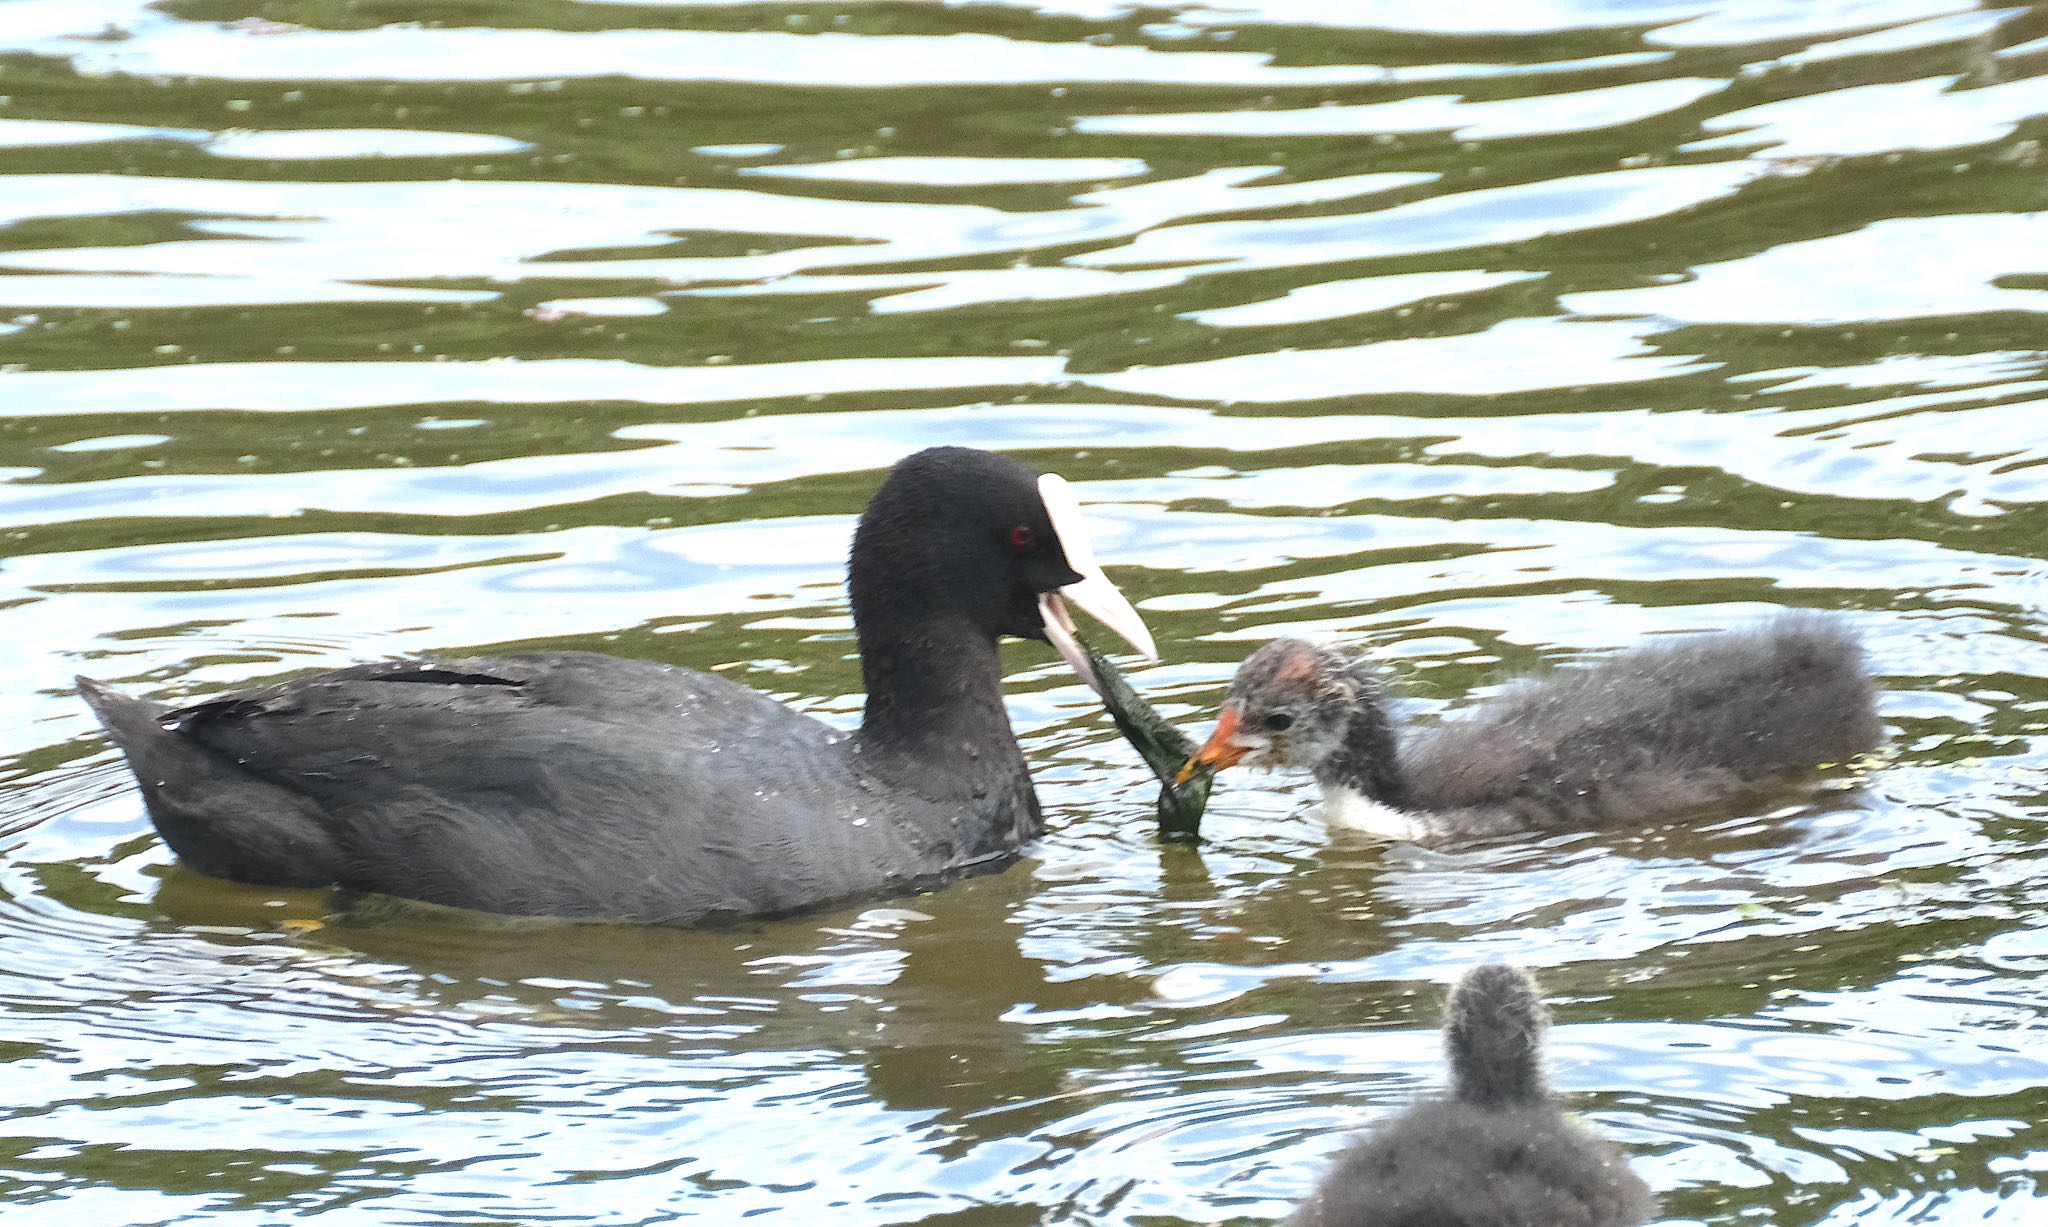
1445 963 1547 1111
1213 615 1881 840
77 654 1010 924
1285 965 1654 1227
77 447 1133 926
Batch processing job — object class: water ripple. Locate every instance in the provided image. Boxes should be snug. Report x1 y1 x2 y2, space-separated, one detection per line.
2 1 2045 1223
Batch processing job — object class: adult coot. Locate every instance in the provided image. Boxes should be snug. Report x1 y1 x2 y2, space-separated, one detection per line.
1286 964 1654 1227
79 447 1155 925
1181 616 1879 841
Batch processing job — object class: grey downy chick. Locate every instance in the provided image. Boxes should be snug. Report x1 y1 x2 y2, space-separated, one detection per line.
1286 963 1655 1227
1184 615 1881 842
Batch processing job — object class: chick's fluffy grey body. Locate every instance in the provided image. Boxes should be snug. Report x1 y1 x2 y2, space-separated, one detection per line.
1402 617 1879 838
1228 616 1880 841
1286 965 1653 1227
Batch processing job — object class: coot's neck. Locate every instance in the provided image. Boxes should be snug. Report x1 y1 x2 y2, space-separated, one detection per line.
851 609 1038 849
1316 696 1409 809
856 612 1015 765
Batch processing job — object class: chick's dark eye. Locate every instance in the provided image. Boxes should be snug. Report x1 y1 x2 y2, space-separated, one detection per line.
1008 525 1036 550
1263 712 1295 732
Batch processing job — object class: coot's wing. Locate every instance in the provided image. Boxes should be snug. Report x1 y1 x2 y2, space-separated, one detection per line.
159 653 818 808
85 653 895 923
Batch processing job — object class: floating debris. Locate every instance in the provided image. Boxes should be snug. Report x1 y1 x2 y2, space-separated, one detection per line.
1080 633 1211 842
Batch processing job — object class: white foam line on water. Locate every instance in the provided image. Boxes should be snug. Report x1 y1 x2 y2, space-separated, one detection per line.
0 118 530 161
0 167 1434 308
10 377 2047 531
1181 270 1545 328
1072 162 1764 273
0 354 1066 416
1082 317 1714 400
1768 9 2024 69
1076 77 1724 140
1645 0 1978 48
4 9 1400 87
0 118 209 148
1688 75 2048 159
1562 214 2048 324
1152 0 1972 42
0 275 495 309
741 156 1150 187
674 266 1196 315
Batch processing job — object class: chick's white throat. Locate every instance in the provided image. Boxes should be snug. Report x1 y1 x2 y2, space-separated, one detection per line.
1320 785 1427 842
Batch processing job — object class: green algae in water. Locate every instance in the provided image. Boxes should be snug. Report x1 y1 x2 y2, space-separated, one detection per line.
1079 635 1211 843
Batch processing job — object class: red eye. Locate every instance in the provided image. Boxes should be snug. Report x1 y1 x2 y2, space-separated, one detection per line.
1008 525 1036 550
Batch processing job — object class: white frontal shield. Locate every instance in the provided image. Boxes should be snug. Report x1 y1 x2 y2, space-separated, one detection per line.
1035 473 1157 698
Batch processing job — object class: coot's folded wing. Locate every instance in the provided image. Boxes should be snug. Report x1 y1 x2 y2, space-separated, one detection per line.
82 653 872 922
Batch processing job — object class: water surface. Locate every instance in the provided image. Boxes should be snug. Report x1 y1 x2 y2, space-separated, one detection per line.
3 1 2047 1222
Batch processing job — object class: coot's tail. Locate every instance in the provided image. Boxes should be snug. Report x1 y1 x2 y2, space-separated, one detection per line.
76 677 342 887
1445 963 1549 1109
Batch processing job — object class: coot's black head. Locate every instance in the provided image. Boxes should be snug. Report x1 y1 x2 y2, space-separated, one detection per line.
850 447 1153 688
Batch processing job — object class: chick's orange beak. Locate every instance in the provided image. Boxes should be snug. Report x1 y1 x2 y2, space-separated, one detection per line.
1176 705 1246 784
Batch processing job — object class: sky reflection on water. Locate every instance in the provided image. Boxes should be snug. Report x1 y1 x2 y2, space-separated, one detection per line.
2 0 2047 1223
